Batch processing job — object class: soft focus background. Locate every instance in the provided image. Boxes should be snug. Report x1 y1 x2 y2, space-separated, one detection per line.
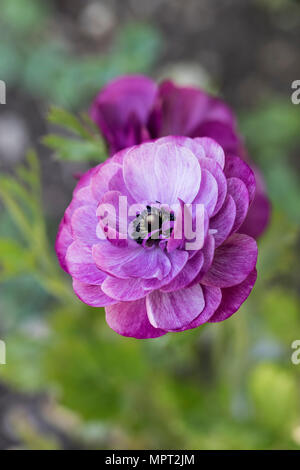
0 0 300 450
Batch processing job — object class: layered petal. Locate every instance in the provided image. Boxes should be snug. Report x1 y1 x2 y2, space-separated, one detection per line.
101 276 146 301
92 242 171 280
174 285 222 331
146 284 205 330
197 157 227 216
193 121 241 155
73 280 117 307
201 233 257 288
226 177 249 233
124 141 201 204
160 250 204 292
106 298 166 339
209 269 257 322
66 240 106 285
224 155 256 205
210 194 236 247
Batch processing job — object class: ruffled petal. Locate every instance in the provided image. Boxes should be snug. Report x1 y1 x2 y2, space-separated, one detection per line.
224 155 256 205
66 241 106 285
193 137 225 169
143 249 189 290
160 250 204 292
71 205 99 246
73 279 117 307
174 285 222 331
201 233 257 288
55 219 73 272
210 194 236 248
188 233 215 285
146 284 204 330
101 276 146 301
193 168 218 217
123 141 201 204
209 269 257 322
92 242 171 280
91 161 121 202
105 298 166 339
197 157 227 216
227 177 249 233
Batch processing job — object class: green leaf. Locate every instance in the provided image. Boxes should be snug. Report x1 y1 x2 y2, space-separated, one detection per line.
47 106 93 140
42 134 107 163
0 239 34 280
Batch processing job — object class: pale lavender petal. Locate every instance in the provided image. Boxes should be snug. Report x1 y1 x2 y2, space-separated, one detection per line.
124 141 201 204
143 249 189 290
55 220 73 272
91 161 121 202
193 137 225 169
174 285 222 331
224 155 256 205
193 169 218 217
146 284 205 330
73 164 101 196
156 136 206 160
105 298 166 339
227 177 249 234
66 240 106 285
108 168 135 204
188 234 215 285
202 233 257 288
101 276 146 301
197 157 227 216
92 242 171 280
160 250 204 292
71 205 99 246
73 279 117 307
209 269 257 322
210 195 236 248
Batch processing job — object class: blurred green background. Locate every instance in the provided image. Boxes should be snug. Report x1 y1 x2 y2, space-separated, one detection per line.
1 0 300 450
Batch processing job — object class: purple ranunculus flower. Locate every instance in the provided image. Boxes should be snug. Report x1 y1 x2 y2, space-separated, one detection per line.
91 75 270 239
56 137 258 338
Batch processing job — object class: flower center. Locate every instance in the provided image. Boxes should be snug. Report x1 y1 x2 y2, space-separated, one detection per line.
132 204 175 247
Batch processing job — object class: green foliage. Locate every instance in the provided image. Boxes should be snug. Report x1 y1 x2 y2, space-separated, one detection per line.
1 0 49 35
43 107 108 163
240 100 300 221
1 14 162 108
249 362 299 434
0 150 73 305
